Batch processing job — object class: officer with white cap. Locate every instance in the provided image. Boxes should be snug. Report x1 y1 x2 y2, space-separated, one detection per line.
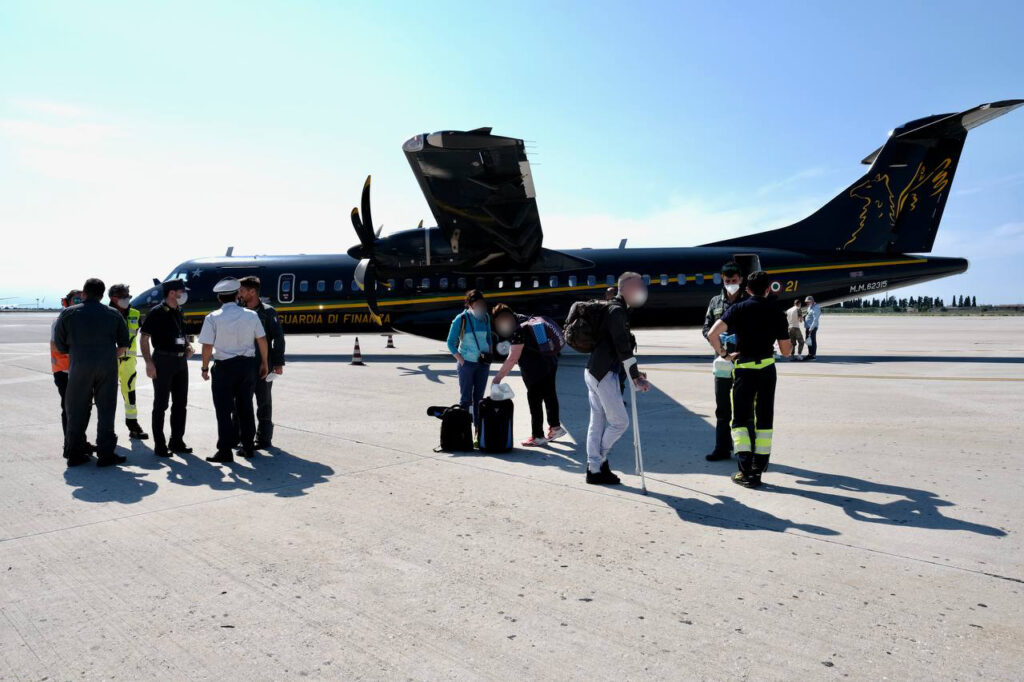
197 277 268 463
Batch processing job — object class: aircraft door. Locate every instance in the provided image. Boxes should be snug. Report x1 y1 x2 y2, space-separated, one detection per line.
732 254 762 276
278 273 296 304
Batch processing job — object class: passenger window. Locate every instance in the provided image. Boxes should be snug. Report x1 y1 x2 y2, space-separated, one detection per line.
606 274 615 286
333 280 343 292
642 274 650 285
569 275 577 287
316 280 326 292
457 277 467 290
497 279 505 289
475 277 486 289
678 273 686 286
386 279 395 292
587 275 597 286
660 274 668 286
299 280 309 293
421 278 430 289
549 275 559 287
696 274 705 285
351 280 359 291
404 278 414 290
713 273 722 285
440 277 449 290
532 278 540 288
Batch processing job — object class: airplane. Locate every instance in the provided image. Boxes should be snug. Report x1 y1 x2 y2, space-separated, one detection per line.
131 99 1022 341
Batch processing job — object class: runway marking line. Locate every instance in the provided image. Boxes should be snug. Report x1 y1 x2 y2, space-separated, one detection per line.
645 367 1024 382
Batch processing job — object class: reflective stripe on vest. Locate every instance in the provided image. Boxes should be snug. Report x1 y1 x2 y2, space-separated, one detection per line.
734 357 775 370
731 427 751 452
754 429 774 455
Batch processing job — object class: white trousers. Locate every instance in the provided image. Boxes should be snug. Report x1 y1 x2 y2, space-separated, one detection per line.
584 369 629 473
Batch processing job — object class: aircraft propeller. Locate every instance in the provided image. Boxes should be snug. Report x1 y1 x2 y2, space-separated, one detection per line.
348 175 382 320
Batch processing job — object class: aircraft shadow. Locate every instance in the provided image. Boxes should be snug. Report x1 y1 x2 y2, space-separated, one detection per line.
63 440 334 501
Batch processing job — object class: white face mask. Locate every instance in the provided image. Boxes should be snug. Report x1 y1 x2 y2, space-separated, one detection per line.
115 298 130 309
177 291 188 305
724 283 741 296
626 287 648 308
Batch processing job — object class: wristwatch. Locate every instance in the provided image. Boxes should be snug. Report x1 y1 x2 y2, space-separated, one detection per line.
201 366 209 372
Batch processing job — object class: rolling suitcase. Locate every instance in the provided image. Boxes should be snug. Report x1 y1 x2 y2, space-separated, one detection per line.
478 397 514 453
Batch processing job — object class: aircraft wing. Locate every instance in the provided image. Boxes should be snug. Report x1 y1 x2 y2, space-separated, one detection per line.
402 128 543 267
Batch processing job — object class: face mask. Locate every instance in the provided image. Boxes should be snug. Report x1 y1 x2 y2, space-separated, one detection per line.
724 283 741 296
116 298 130 309
177 291 188 305
627 288 648 308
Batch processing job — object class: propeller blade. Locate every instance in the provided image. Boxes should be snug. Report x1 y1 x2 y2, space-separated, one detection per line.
364 261 382 323
350 207 374 248
360 175 374 243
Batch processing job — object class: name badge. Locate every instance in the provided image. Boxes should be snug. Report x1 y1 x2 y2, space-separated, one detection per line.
175 337 186 345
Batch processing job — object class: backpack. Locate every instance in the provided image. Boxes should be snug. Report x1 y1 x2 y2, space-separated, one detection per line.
523 316 564 356
477 397 514 453
433 404 474 452
563 300 608 353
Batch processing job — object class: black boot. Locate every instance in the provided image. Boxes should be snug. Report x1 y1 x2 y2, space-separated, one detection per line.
168 440 193 454
706 420 733 461
732 452 756 487
586 460 621 485
126 419 149 440
749 454 771 488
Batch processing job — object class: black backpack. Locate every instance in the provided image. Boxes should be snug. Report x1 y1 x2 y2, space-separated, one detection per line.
563 300 608 353
477 397 514 453
431 405 474 452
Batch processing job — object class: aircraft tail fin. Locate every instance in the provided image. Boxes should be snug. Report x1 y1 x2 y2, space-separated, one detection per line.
705 99 1023 254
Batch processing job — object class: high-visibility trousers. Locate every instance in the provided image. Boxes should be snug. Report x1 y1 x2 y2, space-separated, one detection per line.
730 359 777 455
117 355 139 421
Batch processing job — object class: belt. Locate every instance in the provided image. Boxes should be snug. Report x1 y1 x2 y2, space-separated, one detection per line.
154 350 186 358
214 355 254 363
734 358 775 370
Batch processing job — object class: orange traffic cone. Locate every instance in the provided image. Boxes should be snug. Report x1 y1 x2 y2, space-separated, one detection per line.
386 334 396 349
351 337 365 365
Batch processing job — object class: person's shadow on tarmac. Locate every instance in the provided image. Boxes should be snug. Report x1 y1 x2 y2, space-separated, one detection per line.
63 444 159 504
64 439 334 501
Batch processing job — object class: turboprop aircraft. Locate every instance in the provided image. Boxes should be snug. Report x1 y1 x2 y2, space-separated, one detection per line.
132 99 1022 341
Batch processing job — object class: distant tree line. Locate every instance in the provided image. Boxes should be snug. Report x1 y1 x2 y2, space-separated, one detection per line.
838 294 978 311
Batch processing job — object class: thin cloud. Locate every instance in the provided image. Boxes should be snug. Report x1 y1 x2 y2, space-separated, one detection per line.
754 166 827 196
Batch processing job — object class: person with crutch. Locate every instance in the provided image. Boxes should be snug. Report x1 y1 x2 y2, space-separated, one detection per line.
583 272 651 486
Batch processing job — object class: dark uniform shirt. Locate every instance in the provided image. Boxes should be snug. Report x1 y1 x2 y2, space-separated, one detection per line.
250 301 286 367
702 290 749 339
140 303 187 352
720 295 789 363
54 299 129 366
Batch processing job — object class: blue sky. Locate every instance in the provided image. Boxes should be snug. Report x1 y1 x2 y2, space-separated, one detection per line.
1 0 1022 305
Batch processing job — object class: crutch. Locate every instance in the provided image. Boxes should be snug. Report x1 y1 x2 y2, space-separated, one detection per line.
629 379 648 495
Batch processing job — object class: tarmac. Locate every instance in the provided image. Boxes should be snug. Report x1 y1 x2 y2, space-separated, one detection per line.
1 312 1022 681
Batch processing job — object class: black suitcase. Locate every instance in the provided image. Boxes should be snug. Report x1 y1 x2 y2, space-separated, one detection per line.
478 397 514 453
431 404 474 452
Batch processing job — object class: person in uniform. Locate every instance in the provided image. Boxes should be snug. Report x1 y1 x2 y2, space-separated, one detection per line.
140 279 193 458
198 277 268 463
51 289 91 451
236 276 285 449
107 283 148 439
701 261 749 461
54 278 130 467
707 271 793 488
